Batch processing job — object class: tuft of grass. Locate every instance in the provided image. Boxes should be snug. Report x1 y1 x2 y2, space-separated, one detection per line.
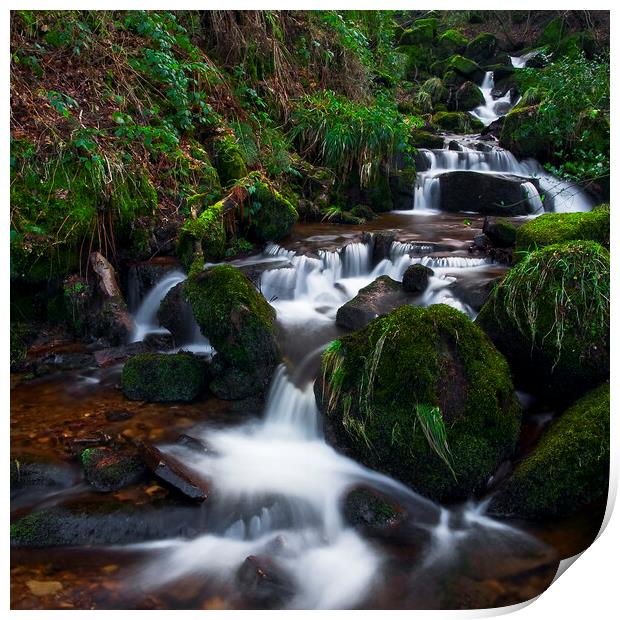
414 404 456 479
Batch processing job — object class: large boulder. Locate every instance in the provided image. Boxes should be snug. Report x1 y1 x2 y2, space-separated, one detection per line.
435 29 468 59
316 304 521 501
445 55 485 83
476 241 609 403
121 352 208 402
184 265 279 399
432 112 484 133
465 33 498 65
489 383 609 519
438 171 541 215
515 206 610 256
500 105 552 160
483 217 518 247
336 276 413 332
402 264 433 292
157 281 195 345
452 81 484 112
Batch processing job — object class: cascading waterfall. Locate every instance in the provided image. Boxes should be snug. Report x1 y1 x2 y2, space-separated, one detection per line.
470 71 514 126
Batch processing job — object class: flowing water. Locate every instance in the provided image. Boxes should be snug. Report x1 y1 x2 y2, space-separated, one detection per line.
11 56 602 609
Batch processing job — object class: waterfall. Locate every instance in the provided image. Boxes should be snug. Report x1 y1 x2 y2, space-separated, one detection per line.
470 71 514 127
131 270 186 343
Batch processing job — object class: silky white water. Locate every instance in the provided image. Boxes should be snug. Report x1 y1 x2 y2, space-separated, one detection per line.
470 71 514 126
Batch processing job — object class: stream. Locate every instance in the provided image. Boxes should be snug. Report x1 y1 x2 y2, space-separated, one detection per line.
10 60 603 610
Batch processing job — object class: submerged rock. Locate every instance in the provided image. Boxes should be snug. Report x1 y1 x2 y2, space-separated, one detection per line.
81 446 146 493
10 457 78 496
236 555 295 609
316 304 521 501
402 264 433 293
438 171 540 215
476 241 609 402
184 265 280 399
489 383 609 519
336 276 414 332
342 486 408 538
121 352 208 402
447 275 501 312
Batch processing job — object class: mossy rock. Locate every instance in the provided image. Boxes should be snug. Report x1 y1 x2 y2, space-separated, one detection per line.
366 171 394 213
435 29 468 59
515 207 610 255
184 265 279 398
212 134 248 187
465 33 498 64
537 16 567 48
81 447 146 493
399 44 434 78
121 352 208 402
410 130 444 149
444 55 484 83
500 105 551 159
432 112 484 133
453 81 484 112
243 178 299 243
316 304 521 502
483 217 518 247
400 18 437 46
178 200 227 268
476 241 609 403
489 383 609 519
554 31 596 60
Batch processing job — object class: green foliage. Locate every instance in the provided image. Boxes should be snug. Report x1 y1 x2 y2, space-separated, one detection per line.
290 90 421 185
414 404 455 478
510 53 609 183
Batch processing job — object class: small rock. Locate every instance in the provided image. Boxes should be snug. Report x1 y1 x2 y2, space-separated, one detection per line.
104 409 134 422
236 555 295 608
483 217 518 247
26 580 63 596
81 446 147 492
94 342 151 367
402 264 433 293
473 233 489 250
448 140 462 151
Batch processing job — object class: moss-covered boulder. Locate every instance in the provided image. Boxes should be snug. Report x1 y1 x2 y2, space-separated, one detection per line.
489 383 609 519
400 18 437 46
537 16 567 49
515 206 610 255
445 55 484 83
483 217 518 247
121 352 208 402
316 304 521 502
435 29 468 59
400 44 434 77
212 134 248 187
477 241 609 402
184 265 279 399
432 112 484 133
242 177 299 243
500 105 551 159
465 33 498 65
453 81 484 111
411 130 444 149
81 447 146 493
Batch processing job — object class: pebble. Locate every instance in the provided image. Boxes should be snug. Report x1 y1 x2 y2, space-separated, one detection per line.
26 580 63 596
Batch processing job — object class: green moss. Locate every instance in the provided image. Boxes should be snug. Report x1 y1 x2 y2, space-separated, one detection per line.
436 29 468 59
444 55 484 82
477 241 609 402
212 134 248 187
490 383 609 519
184 264 279 396
410 130 444 149
317 304 521 501
432 111 484 133
178 200 226 268
515 207 610 255
81 447 145 492
554 31 596 60
500 105 551 159
465 32 498 64
537 16 567 48
455 81 484 111
121 352 207 402
399 44 434 77
400 19 437 46
366 171 393 213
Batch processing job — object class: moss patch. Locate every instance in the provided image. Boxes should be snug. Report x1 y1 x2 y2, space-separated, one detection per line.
432 111 484 133
490 383 609 519
121 352 208 402
212 133 248 187
316 304 521 502
515 206 609 255
477 241 609 402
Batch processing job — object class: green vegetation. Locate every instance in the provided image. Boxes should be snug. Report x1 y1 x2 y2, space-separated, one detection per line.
515 205 610 255
317 304 521 501
477 241 609 401
490 383 609 519
121 352 208 401
81 447 146 492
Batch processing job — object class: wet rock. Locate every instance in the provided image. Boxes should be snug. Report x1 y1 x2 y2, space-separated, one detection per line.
317 304 521 502
483 217 518 247
475 142 492 152
94 341 151 367
448 140 462 151
473 233 489 250
438 171 541 216
447 275 502 312
453 81 485 112
10 499 204 547
157 281 195 345
104 409 134 422
402 264 433 293
121 352 208 402
480 117 504 140
236 555 295 609
143 332 175 350
176 434 211 454
371 232 396 264
126 258 181 311
336 276 414 331
138 442 210 501
17 352 96 377
342 486 407 534
81 446 147 493
489 383 609 519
